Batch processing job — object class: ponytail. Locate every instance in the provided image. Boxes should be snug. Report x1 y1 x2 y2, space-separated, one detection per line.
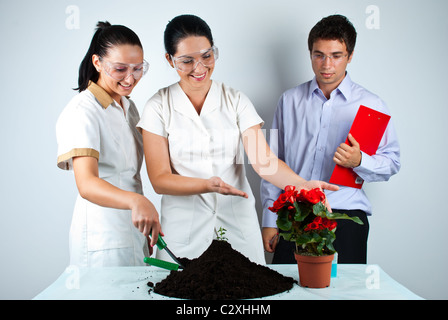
75 21 143 92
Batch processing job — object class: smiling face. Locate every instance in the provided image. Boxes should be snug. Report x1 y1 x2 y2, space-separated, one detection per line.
311 39 353 98
167 36 215 92
93 44 144 103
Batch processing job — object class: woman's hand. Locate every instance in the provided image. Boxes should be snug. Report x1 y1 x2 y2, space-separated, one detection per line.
130 194 163 250
296 180 339 212
298 180 339 193
206 176 248 198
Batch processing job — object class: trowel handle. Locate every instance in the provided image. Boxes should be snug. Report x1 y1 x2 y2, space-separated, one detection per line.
149 234 167 250
144 257 179 271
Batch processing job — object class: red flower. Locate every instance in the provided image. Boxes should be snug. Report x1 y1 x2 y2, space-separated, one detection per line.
297 188 325 204
325 219 337 231
278 193 289 205
304 217 337 232
284 185 298 203
304 221 320 232
313 216 323 225
268 186 326 213
268 200 284 212
268 186 298 212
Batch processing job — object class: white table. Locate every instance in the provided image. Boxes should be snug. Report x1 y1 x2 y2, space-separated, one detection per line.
34 264 422 300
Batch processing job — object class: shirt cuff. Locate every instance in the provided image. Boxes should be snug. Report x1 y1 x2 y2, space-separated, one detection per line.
353 151 375 177
262 209 278 228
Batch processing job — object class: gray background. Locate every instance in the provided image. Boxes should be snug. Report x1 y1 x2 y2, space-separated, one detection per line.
1 0 446 299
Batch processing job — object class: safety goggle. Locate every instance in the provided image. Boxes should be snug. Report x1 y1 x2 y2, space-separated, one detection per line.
100 59 149 81
170 46 219 73
311 53 348 64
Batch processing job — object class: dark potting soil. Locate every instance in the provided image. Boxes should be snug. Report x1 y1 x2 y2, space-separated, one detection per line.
151 240 297 299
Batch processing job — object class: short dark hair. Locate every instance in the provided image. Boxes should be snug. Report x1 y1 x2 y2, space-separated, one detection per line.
75 21 143 92
308 14 357 56
164 14 214 56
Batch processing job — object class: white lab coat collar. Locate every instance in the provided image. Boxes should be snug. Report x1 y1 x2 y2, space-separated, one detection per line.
170 81 219 135
171 81 219 119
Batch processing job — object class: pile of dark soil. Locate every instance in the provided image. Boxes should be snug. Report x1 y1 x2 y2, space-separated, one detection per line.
151 240 297 299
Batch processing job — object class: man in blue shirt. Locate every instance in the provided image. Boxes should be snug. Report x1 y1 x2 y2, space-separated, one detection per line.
260 15 400 263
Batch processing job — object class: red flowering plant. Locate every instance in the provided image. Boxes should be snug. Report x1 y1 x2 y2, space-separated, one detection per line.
269 186 363 256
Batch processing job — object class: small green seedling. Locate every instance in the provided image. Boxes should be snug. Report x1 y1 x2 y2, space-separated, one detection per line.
215 227 228 242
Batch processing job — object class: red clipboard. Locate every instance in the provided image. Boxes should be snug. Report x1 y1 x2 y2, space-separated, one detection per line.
329 105 391 188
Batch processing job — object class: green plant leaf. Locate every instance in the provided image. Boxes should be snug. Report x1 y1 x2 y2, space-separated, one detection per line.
295 233 313 245
317 240 325 253
312 202 327 217
322 229 336 247
326 239 336 253
326 211 364 225
294 202 310 221
279 231 292 241
276 208 292 231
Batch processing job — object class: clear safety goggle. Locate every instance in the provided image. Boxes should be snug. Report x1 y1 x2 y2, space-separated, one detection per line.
101 59 149 81
170 46 219 73
311 53 348 63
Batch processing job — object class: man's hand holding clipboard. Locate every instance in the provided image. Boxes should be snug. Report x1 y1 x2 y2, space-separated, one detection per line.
333 133 362 169
329 105 391 189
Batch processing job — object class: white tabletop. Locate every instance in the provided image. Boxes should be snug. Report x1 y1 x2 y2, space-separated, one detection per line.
34 264 422 300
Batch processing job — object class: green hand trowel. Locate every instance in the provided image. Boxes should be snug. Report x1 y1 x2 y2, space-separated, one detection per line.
150 234 185 269
144 257 183 271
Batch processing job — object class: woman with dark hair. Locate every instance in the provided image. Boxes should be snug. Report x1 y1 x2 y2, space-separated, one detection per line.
137 15 337 264
56 21 162 267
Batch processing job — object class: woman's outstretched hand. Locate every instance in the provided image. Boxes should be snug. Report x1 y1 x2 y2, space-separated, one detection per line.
207 176 248 198
296 180 339 212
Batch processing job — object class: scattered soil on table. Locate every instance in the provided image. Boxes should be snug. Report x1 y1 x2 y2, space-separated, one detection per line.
151 240 297 299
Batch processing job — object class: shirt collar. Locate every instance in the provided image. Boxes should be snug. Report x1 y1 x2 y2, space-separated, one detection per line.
172 80 219 117
309 77 320 98
309 72 352 101
87 81 114 109
337 72 352 101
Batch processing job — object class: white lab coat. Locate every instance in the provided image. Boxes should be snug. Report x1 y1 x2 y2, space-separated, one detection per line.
138 81 266 264
56 82 149 267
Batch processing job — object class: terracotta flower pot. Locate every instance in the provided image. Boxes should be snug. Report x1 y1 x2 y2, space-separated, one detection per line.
294 253 334 288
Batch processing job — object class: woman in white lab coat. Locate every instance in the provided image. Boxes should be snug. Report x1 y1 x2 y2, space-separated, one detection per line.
138 15 337 264
56 22 162 267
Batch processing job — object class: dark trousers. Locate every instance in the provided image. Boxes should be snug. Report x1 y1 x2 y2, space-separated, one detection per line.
272 209 369 264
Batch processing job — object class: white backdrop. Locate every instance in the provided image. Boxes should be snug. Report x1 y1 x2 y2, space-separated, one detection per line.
1 0 447 299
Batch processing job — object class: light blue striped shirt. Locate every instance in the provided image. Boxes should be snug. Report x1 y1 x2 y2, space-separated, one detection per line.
261 73 400 228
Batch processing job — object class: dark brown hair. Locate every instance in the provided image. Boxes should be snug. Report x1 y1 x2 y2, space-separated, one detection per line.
308 15 357 56
164 15 214 56
75 21 143 92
